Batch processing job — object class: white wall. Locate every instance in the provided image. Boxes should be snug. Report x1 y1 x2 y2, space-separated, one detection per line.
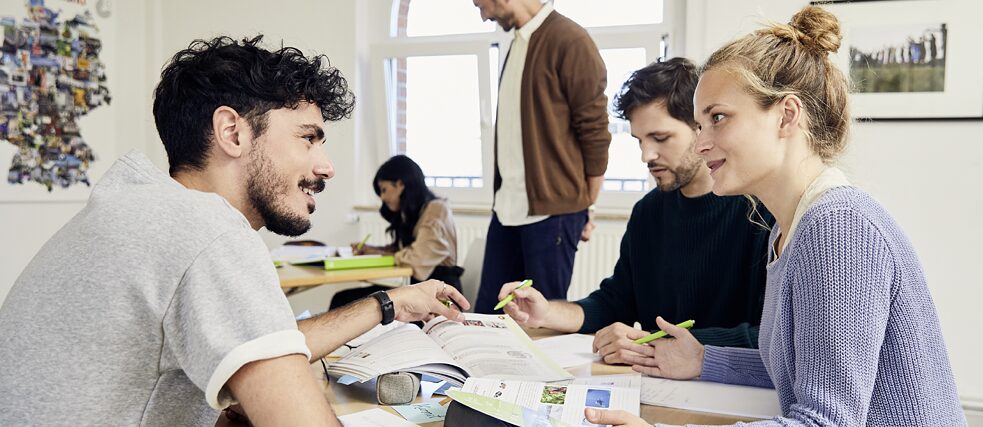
688 0 983 409
0 0 157 302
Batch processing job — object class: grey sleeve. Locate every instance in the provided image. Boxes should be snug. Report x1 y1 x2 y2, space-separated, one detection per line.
162 229 310 409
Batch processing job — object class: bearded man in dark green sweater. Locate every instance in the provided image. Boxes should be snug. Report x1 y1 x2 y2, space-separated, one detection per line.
498 58 773 367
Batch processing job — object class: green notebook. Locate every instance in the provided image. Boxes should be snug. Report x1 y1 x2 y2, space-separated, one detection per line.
323 255 395 271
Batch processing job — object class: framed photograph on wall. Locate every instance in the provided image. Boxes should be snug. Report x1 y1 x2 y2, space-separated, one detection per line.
817 1 983 119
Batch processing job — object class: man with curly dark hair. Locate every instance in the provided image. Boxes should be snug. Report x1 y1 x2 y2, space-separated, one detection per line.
0 35 470 426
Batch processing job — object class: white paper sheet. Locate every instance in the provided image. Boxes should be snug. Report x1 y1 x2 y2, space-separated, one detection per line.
571 373 641 391
640 376 782 420
392 401 447 424
532 334 599 368
269 245 337 264
338 408 419 427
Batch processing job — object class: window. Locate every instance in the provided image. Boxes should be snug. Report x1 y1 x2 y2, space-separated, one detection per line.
403 0 495 37
402 55 483 188
553 0 663 28
600 48 650 192
373 0 683 207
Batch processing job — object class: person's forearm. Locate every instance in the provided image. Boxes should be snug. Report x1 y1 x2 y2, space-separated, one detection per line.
586 175 603 204
540 300 586 333
228 354 340 426
298 297 382 360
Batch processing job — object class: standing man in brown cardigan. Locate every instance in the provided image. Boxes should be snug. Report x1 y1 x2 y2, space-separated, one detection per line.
472 0 611 313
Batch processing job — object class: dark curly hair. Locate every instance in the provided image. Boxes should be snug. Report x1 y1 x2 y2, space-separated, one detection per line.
153 35 355 175
612 57 698 128
373 155 437 249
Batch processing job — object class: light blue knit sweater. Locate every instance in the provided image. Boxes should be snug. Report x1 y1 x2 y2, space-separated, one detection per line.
697 187 966 426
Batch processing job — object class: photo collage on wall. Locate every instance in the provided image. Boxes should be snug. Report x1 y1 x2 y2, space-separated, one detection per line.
0 0 110 192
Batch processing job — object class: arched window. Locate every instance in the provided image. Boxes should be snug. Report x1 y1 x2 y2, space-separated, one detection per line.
375 0 683 207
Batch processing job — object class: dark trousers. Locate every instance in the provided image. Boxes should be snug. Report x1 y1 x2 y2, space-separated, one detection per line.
473 210 587 314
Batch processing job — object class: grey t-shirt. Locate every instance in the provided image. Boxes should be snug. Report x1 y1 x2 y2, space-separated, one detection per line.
0 152 310 426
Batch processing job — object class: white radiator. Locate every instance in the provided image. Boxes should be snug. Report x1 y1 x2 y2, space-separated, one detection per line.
358 214 626 300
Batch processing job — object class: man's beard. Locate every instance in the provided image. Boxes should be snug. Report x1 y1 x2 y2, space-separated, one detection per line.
496 12 517 31
246 148 317 237
652 154 702 193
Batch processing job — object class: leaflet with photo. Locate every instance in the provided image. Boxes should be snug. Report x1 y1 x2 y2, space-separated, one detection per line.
450 374 640 427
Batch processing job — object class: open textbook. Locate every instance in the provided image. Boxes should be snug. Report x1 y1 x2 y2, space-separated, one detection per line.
448 374 642 427
327 313 572 386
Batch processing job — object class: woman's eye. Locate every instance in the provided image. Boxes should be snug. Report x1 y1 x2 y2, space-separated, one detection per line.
711 113 725 123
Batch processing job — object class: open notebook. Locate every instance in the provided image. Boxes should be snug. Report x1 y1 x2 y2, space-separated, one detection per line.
327 313 572 386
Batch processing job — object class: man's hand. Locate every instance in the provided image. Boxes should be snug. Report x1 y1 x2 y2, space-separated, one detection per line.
500 281 551 328
387 280 470 323
584 408 649 427
592 322 650 365
619 316 704 380
581 211 596 242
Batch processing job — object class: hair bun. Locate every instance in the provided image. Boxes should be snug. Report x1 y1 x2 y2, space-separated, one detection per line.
789 5 842 54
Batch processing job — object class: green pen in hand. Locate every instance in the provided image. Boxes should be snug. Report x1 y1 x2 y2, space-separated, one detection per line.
633 319 695 344
494 279 533 311
355 233 371 253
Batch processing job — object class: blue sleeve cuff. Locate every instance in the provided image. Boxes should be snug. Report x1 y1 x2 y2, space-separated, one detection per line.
701 345 774 389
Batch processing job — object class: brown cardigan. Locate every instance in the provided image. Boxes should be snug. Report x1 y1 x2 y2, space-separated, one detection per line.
494 10 611 216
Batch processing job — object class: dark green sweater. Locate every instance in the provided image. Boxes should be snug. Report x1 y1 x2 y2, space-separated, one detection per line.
575 189 773 348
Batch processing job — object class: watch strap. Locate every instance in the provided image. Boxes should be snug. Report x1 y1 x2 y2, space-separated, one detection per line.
371 290 395 325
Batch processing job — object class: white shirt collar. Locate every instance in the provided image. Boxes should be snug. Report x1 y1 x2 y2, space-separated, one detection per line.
515 2 553 41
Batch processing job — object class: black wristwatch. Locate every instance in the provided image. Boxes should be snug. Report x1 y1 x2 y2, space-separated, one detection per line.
371 290 395 325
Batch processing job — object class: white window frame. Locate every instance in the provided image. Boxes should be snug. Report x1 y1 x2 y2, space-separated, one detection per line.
366 0 687 211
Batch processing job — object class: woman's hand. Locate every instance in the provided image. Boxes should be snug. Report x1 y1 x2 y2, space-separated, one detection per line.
584 408 650 427
350 243 389 256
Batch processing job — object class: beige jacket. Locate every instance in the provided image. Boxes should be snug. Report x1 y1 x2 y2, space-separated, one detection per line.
394 199 458 281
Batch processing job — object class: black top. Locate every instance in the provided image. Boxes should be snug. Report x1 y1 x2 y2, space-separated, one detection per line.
575 189 773 348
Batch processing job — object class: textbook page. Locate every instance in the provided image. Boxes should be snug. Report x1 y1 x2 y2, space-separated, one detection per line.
423 313 572 383
327 323 467 383
452 376 640 427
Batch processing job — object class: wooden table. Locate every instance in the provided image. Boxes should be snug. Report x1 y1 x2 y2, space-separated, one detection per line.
303 361 759 426
278 264 414 294
218 326 760 426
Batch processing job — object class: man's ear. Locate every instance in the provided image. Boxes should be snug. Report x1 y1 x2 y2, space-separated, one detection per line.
212 106 247 159
777 94 803 139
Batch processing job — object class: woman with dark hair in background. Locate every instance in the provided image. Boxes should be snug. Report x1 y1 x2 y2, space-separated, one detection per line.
329 155 463 309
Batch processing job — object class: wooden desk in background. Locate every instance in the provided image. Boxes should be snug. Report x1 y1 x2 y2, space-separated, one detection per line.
217 327 760 426
278 264 414 295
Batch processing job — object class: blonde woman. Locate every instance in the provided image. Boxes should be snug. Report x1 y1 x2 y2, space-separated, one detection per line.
585 5 966 426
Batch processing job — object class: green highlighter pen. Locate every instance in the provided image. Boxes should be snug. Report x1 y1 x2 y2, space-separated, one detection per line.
633 319 696 344
355 233 371 252
494 279 533 311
